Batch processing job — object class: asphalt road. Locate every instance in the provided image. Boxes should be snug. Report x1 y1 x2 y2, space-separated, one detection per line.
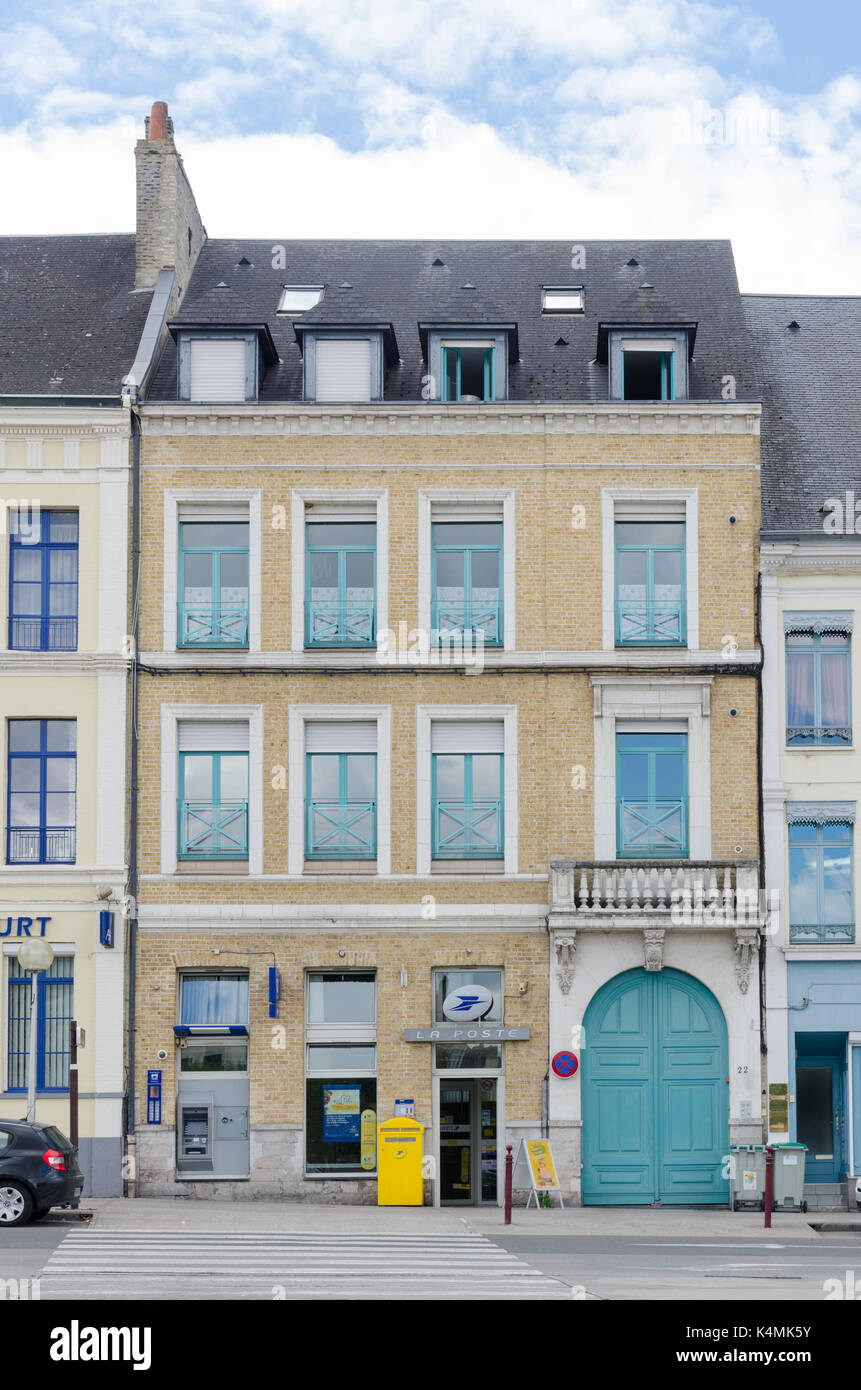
485 1230 861 1300
0 1215 78 1287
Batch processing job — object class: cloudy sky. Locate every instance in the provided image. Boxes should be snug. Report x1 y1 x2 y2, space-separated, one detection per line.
2 0 860 292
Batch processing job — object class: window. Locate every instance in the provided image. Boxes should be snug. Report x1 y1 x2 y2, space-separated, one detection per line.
278 286 323 315
615 520 686 645
178 520 249 648
314 339 372 403
0 1130 10 1152
180 973 249 1025
7 954 74 1091
7 719 76 865
622 348 674 401
786 618 852 745
305 520 376 647
432 522 502 646
184 337 251 403
177 721 249 860
616 730 688 858
305 972 377 1175
442 343 494 402
432 722 504 860
305 722 376 860
541 287 584 313
9 510 78 652
789 820 854 943
433 968 503 1069
606 331 689 402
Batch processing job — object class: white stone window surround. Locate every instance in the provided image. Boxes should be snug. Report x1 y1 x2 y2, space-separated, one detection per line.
416 704 519 876
290 489 389 654
591 676 713 861
418 490 516 652
159 703 264 876
162 488 262 653
287 705 392 876
601 487 699 652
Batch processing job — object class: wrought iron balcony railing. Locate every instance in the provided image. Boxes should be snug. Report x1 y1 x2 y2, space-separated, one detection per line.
433 799 503 858
786 726 852 746
615 599 686 646
179 801 248 859
178 602 249 648
305 601 375 647
432 599 501 646
8 615 78 652
789 921 855 944
618 797 687 857
7 826 76 865
306 800 376 858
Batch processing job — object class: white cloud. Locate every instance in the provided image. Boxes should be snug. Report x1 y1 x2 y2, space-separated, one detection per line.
0 22 80 95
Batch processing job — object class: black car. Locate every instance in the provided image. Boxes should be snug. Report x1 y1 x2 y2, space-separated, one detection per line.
0 1120 84 1227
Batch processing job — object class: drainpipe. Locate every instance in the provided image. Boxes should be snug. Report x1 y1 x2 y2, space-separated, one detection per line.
125 401 141 1194
755 569 768 1142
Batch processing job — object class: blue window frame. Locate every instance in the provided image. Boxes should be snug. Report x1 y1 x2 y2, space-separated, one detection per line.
786 630 851 745
622 350 674 401
616 731 688 858
178 751 248 859
7 955 74 1092
789 822 854 943
6 719 76 865
178 521 249 648
441 345 494 402
432 522 502 646
306 753 376 859
305 522 376 647
432 752 503 859
615 521 686 646
9 510 78 651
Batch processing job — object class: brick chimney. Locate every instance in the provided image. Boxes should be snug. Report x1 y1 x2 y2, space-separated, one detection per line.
134 102 205 302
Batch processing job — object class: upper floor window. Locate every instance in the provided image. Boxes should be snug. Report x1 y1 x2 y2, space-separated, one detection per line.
616 730 687 858
305 521 376 647
431 721 504 861
615 520 686 646
277 286 323 316
9 510 78 652
432 521 502 647
180 973 249 1027
541 287 584 314
442 342 494 402
622 342 674 400
788 816 854 943
604 327 691 402
6 719 76 865
424 327 511 403
177 721 249 862
305 722 377 861
177 332 264 403
7 954 74 1092
785 615 852 746
178 519 249 649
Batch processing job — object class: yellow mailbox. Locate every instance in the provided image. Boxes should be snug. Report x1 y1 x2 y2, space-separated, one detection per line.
377 1117 425 1206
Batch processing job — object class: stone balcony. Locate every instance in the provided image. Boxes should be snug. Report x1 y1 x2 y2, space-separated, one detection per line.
549 858 763 993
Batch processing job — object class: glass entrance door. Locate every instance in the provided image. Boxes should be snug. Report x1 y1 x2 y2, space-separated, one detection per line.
439 1079 497 1204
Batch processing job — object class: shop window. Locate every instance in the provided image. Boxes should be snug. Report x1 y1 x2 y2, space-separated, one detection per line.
178 519 249 649
786 620 852 746
305 971 377 1176
179 1040 248 1072
8 509 78 652
7 954 74 1091
6 719 76 865
433 968 503 1072
788 820 854 944
432 521 502 647
433 969 503 1023
616 730 688 858
180 973 249 1026
615 520 686 646
305 520 376 647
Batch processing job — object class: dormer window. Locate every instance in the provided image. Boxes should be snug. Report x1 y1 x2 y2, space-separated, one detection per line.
278 286 323 316
541 287 584 314
295 324 393 404
173 324 276 404
442 341 494 402
422 325 515 403
600 324 694 402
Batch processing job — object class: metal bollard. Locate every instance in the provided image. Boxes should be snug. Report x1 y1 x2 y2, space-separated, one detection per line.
764 1144 774 1228
504 1143 513 1224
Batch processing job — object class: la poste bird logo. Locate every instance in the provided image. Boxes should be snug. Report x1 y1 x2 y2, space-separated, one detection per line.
442 985 494 1021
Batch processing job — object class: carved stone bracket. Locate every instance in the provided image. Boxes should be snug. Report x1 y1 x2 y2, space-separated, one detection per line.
643 928 665 972
554 934 577 994
734 928 759 993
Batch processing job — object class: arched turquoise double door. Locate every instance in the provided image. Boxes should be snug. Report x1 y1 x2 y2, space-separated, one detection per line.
582 968 729 1205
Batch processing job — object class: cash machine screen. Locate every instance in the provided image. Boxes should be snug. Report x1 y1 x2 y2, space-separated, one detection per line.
182 1107 210 1156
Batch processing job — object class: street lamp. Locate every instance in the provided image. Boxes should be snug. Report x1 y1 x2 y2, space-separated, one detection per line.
16 939 55 1123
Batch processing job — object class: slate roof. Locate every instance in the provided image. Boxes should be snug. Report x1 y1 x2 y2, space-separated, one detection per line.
0 236 151 397
743 294 861 533
148 238 759 404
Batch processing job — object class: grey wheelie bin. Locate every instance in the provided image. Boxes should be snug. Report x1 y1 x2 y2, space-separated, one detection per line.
772 1142 808 1212
729 1144 766 1211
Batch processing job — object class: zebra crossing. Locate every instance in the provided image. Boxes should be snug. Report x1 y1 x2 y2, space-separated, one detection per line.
39 1229 572 1300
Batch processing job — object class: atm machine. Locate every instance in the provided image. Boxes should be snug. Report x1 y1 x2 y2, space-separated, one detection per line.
174 1027 251 1179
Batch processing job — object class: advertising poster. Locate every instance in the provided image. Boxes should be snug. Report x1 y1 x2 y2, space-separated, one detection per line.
322 1085 361 1142
525 1139 560 1190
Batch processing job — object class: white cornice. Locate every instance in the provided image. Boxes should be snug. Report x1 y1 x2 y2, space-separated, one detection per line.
0 654 130 674
0 409 129 437
139 648 760 671
760 543 861 574
139 400 761 439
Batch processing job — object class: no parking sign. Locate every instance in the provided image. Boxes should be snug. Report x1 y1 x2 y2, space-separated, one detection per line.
551 1050 579 1077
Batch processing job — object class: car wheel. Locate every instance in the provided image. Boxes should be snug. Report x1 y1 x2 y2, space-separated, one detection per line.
802 1200 808 1213
0 1182 33 1227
